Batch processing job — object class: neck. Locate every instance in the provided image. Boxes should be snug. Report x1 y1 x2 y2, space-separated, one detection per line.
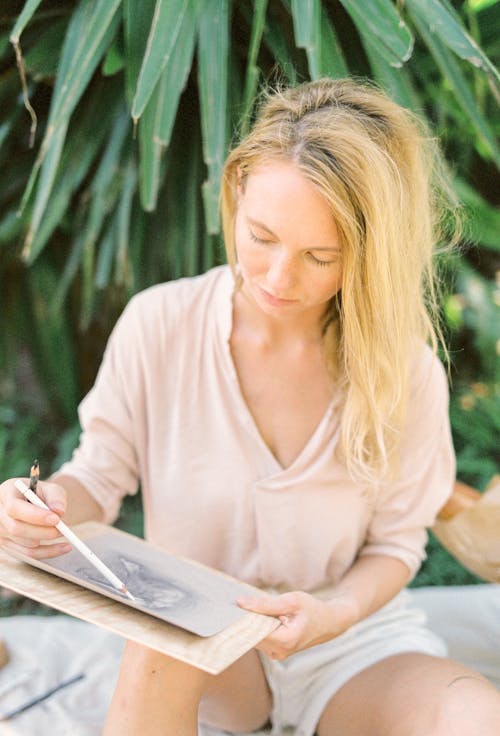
232 285 326 346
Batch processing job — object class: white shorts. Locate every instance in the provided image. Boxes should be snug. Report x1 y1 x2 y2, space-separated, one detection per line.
257 589 447 736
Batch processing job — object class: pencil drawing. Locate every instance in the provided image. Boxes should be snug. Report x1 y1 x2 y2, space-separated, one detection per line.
74 555 197 613
38 531 252 636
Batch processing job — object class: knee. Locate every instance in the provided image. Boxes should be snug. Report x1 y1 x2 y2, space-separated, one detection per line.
198 652 272 733
119 641 211 700
429 675 500 736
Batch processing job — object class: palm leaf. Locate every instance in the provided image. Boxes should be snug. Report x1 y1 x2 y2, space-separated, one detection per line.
260 9 298 84
454 177 500 251
197 0 230 234
9 0 44 44
291 0 322 79
319 7 349 78
410 8 500 169
28 262 79 421
94 221 117 291
20 0 122 256
340 0 414 67
22 121 68 258
23 17 68 80
407 0 500 96
240 0 268 134
138 3 197 210
123 0 156 107
131 0 192 121
25 78 123 264
363 38 420 109
115 153 138 293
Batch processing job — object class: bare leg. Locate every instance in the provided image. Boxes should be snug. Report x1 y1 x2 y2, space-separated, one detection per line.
317 653 500 736
104 642 271 736
104 642 209 736
200 648 272 732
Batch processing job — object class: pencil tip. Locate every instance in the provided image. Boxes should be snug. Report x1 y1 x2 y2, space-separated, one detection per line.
121 586 136 602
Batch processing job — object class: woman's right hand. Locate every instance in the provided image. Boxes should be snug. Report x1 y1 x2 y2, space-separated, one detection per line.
0 478 72 559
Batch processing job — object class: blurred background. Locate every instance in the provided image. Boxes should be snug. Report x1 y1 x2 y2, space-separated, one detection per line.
0 0 498 614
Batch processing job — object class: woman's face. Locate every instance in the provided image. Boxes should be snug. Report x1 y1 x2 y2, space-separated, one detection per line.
234 160 343 322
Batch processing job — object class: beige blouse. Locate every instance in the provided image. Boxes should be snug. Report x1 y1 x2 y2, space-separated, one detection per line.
58 266 455 591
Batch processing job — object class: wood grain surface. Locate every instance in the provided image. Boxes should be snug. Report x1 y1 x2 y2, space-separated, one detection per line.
0 523 279 674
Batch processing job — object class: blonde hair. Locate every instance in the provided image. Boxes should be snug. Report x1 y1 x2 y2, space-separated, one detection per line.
221 78 460 482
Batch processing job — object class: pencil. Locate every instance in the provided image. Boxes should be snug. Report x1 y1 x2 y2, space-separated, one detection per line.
29 459 39 494
0 672 85 720
14 479 135 601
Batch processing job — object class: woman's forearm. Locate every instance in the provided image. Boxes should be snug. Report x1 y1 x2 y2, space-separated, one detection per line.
49 474 105 525
238 554 412 659
325 554 411 630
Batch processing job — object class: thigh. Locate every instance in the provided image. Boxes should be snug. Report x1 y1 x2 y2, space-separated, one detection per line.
317 653 500 736
200 649 272 733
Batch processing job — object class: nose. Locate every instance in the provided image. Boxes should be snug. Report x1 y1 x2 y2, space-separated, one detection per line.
266 251 297 295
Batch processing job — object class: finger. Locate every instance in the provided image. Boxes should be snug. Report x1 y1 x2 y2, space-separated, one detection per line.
0 534 38 549
256 642 288 662
237 594 297 617
0 510 63 542
2 493 61 529
37 482 67 516
2 539 73 560
259 623 303 655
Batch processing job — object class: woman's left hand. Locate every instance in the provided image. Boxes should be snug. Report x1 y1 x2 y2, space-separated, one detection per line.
237 591 356 661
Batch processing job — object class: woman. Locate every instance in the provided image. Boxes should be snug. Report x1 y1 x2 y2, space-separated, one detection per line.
1 78 499 736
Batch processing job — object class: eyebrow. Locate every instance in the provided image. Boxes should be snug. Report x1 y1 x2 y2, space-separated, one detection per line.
247 217 341 253
247 217 278 237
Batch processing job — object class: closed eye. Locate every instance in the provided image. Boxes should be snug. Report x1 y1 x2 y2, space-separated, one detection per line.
249 229 272 245
307 252 340 267
249 227 340 267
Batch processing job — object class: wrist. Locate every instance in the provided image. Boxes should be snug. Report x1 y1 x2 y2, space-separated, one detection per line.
324 592 360 635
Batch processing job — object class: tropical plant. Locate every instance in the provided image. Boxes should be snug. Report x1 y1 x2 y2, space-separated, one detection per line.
0 1 498 495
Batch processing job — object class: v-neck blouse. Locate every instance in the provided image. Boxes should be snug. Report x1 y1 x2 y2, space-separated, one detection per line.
58 266 455 591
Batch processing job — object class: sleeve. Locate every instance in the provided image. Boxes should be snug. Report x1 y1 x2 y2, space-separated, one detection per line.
358 348 456 579
54 297 144 524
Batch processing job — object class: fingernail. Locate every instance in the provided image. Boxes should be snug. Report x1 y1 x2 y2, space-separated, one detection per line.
45 513 60 524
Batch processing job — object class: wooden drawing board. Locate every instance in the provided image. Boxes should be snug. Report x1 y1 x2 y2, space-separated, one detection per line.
9 522 262 637
0 523 279 674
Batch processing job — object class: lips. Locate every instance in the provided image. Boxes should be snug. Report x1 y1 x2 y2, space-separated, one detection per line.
258 286 297 306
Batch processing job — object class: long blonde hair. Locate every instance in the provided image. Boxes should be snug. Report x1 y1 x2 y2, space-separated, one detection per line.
221 78 459 482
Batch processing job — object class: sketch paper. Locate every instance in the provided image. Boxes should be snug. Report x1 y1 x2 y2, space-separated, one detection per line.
0 532 279 674
4 524 262 637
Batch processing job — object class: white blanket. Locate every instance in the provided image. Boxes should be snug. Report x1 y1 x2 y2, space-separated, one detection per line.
0 585 499 736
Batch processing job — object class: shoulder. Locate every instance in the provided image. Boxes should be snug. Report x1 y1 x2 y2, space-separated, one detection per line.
111 265 231 342
100 265 232 382
392 343 454 477
104 265 231 361
409 343 448 404
125 265 231 323
402 343 450 440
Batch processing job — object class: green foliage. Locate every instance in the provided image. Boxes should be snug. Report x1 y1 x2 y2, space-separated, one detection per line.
450 388 500 489
0 0 499 601
412 531 482 587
